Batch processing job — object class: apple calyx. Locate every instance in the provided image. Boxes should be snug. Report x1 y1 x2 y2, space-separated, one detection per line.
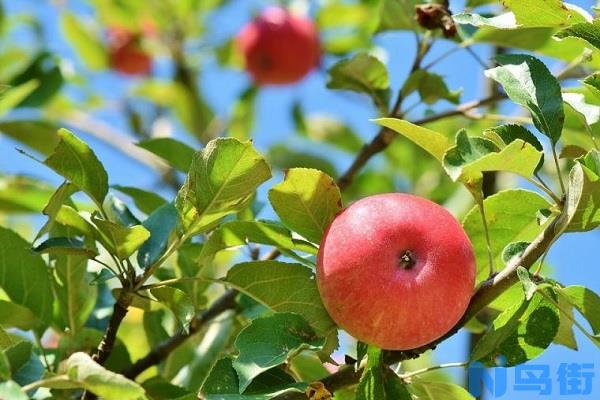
398 250 416 270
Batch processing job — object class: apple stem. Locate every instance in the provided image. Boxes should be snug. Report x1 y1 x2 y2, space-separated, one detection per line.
399 250 416 269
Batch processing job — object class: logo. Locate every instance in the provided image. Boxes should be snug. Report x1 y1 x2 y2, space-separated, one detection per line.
468 359 595 397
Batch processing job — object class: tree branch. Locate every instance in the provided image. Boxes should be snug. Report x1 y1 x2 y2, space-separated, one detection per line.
121 289 238 379
337 93 505 190
273 216 562 398
81 290 133 400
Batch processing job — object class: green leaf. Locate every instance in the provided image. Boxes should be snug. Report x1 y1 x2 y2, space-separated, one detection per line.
182 315 235 391
224 261 335 336
150 286 194 332
112 185 168 215
563 92 600 127
288 352 329 383
442 130 542 197
176 137 271 235
555 21 600 51
356 346 412 400
61 12 107 70
201 358 239 395
466 0 497 7
63 352 146 400
104 194 141 227
562 92 600 150
554 292 578 350
516 267 537 300
9 51 64 107
0 226 53 325
453 12 518 29
483 124 544 171
201 358 304 398
0 120 61 155
91 217 151 260
137 138 196 172
199 220 317 263
560 144 588 159
41 128 109 207
559 286 600 335
36 181 79 239
409 380 474 400
34 237 98 258
327 53 390 112
4 341 31 377
0 381 27 400
268 168 341 244
485 54 564 143
582 72 600 100
0 175 55 214
503 0 588 27
5 340 44 386
53 255 97 335
377 0 421 33
142 377 195 400
0 328 12 349
137 202 178 269
0 351 10 381
233 313 323 393
462 189 551 283
559 150 600 232
471 291 559 367
501 241 530 265
374 118 451 162
0 300 39 330
0 80 39 117
402 70 461 105
316 2 377 53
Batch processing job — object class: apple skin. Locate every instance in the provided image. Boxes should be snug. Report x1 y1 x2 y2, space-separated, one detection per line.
317 193 476 350
107 27 152 76
236 7 320 85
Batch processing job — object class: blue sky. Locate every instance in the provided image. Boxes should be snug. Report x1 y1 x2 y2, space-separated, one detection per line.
1 1 599 398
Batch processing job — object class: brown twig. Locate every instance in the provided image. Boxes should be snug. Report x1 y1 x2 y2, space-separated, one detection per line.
81 291 133 400
337 93 505 190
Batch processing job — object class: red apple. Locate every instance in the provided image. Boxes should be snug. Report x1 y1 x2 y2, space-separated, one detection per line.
236 7 320 85
107 26 152 76
317 193 476 350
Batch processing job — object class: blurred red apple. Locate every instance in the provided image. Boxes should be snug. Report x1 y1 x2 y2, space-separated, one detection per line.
236 7 320 85
107 26 152 76
317 193 476 350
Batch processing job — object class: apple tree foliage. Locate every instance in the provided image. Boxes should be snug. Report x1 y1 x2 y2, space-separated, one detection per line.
0 0 599 399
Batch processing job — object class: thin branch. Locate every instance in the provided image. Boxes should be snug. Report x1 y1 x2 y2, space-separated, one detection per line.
525 176 562 205
81 290 133 400
121 289 238 379
273 216 562 398
477 198 495 277
399 361 469 379
337 93 505 190
551 145 567 195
